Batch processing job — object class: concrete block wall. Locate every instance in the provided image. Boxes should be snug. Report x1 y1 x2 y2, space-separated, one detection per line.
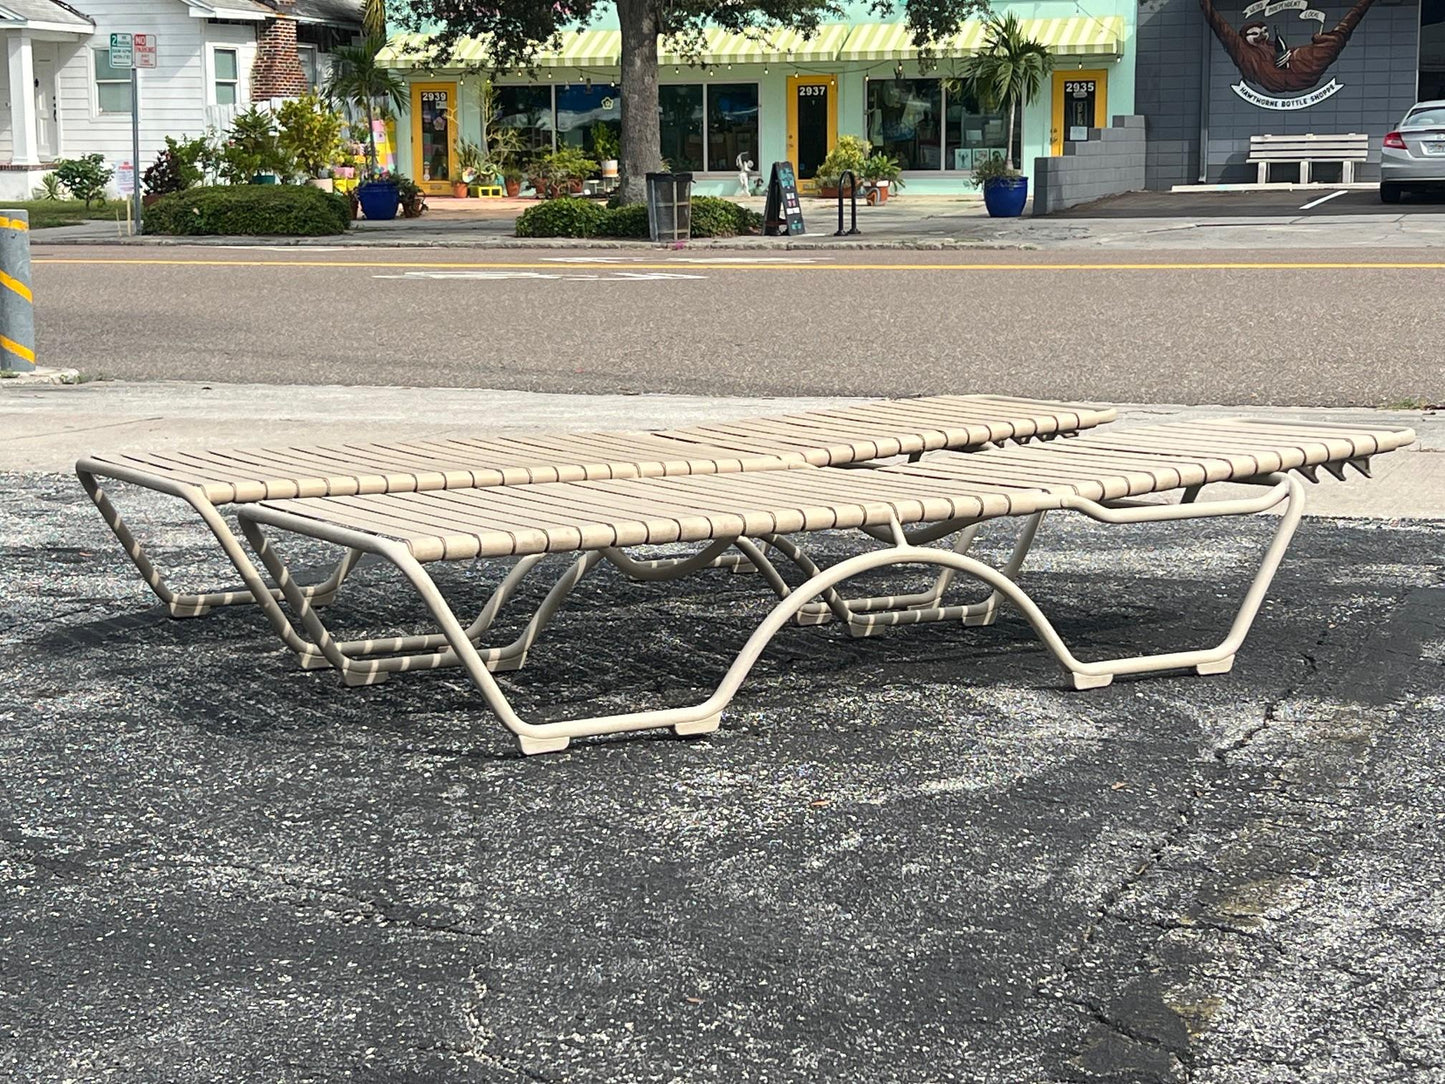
1031 116 1146 216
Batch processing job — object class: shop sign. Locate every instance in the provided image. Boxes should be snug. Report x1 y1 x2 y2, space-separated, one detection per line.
1202 0 1379 109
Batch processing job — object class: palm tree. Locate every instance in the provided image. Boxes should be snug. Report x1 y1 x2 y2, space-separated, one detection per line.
958 14 1053 171
362 0 385 39
324 38 408 176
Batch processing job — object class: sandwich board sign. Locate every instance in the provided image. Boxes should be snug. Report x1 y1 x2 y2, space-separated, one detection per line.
109 33 133 68
134 34 157 68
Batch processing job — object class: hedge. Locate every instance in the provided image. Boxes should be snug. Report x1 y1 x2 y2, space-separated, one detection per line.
514 196 763 240
145 184 351 236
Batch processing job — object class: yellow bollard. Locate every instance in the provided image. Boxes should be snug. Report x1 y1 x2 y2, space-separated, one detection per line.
0 209 35 372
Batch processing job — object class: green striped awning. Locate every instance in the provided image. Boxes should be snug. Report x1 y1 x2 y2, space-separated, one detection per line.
379 27 623 68
839 16 1124 61
381 21 855 69
658 22 851 66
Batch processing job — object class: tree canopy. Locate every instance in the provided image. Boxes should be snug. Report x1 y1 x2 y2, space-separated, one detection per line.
399 0 992 199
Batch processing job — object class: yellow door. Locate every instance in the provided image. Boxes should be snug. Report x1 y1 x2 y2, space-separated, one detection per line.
411 81 459 195
786 75 837 190
1050 71 1109 156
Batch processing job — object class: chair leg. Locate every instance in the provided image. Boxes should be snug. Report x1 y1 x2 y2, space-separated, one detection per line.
77 466 360 627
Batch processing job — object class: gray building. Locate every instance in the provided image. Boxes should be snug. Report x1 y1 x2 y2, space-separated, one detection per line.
1136 0 1441 185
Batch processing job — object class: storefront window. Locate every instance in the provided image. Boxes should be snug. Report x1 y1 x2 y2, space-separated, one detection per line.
945 82 1017 172
556 83 621 159
867 78 942 170
659 84 704 171
707 83 760 172
496 85 553 159
865 77 1017 171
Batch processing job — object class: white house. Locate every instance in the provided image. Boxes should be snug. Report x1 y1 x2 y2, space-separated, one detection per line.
0 0 361 199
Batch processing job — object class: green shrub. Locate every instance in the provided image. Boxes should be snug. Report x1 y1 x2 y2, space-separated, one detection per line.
145 185 350 236
516 195 762 239
514 196 607 238
688 196 762 237
598 202 649 238
52 154 113 207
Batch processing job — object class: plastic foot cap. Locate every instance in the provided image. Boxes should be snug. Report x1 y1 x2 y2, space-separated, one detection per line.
519 734 570 755
297 653 333 671
490 653 527 673
794 611 832 626
1071 671 1114 690
1196 656 1235 676
674 713 721 736
166 601 213 618
848 621 888 638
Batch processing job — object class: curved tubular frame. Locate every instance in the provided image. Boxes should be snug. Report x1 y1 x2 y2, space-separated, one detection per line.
77 460 362 630
237 473 1305 755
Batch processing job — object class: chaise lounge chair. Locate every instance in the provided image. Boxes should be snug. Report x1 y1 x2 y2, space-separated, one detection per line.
75 395 1113 639
233 417 1415 755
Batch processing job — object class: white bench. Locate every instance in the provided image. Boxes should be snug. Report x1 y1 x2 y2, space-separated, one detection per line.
1248 133 1370 185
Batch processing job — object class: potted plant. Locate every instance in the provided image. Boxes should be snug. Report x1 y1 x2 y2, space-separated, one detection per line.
958 13 1053 218
813 135 871 198
862 152 903 204
478 79 525 196
532 146 597 199
590 122 619 181
453 139 485 197
277 93 344 191
969 154 1029 217
502 166 524 198
397 174 427 217
325 36 408 220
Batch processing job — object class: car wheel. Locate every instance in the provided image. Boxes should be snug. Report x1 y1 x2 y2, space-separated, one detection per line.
1380 182 1403 203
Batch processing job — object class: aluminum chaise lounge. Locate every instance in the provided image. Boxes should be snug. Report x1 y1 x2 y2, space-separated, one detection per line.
76 395 1113 643
233 417 1416 755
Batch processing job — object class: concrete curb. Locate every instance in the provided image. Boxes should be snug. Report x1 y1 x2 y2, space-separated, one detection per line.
29 231 1039 251
0 366 82 386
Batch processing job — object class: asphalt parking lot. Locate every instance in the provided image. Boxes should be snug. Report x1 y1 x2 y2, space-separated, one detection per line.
2 472 1443 1083
1060 186 1445 217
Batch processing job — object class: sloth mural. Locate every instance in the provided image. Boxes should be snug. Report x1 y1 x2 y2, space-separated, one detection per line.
1200 0 1379 107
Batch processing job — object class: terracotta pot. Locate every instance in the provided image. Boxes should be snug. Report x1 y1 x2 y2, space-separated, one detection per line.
309 177 335 193
504 178 521 197
452 181 469 198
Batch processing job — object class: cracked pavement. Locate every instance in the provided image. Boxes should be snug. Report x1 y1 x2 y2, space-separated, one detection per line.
1 474 1443 1083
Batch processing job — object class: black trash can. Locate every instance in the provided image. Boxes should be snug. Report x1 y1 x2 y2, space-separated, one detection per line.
645 172 694 242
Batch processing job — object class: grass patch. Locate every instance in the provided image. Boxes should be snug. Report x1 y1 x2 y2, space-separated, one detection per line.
6 199 129 230
1379 396 1437 411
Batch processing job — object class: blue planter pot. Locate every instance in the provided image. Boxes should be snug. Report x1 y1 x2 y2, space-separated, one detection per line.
983 176 1029 218
357 180 399 221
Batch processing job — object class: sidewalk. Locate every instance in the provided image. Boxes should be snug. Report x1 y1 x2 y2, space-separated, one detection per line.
3 378 1440 517
31 192 1445 250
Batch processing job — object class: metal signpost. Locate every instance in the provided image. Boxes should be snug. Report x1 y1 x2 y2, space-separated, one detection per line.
110 32 152 234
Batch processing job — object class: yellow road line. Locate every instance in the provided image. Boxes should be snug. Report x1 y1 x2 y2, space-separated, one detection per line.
0 268 32 302
1 335 35 363
30 256 1445 272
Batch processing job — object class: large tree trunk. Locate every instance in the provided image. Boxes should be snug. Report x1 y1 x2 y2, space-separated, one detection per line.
617 0 662 204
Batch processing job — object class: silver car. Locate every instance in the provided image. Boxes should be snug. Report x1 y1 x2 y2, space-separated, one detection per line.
1381 101 1445 202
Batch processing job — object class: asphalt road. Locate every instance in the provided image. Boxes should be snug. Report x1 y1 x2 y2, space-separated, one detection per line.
4 474 1444 1082
31 245 1445 407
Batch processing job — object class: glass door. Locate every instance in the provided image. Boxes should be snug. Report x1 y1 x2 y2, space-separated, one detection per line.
787 76 836 184
1050 71 1108 156
410 81 458 195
